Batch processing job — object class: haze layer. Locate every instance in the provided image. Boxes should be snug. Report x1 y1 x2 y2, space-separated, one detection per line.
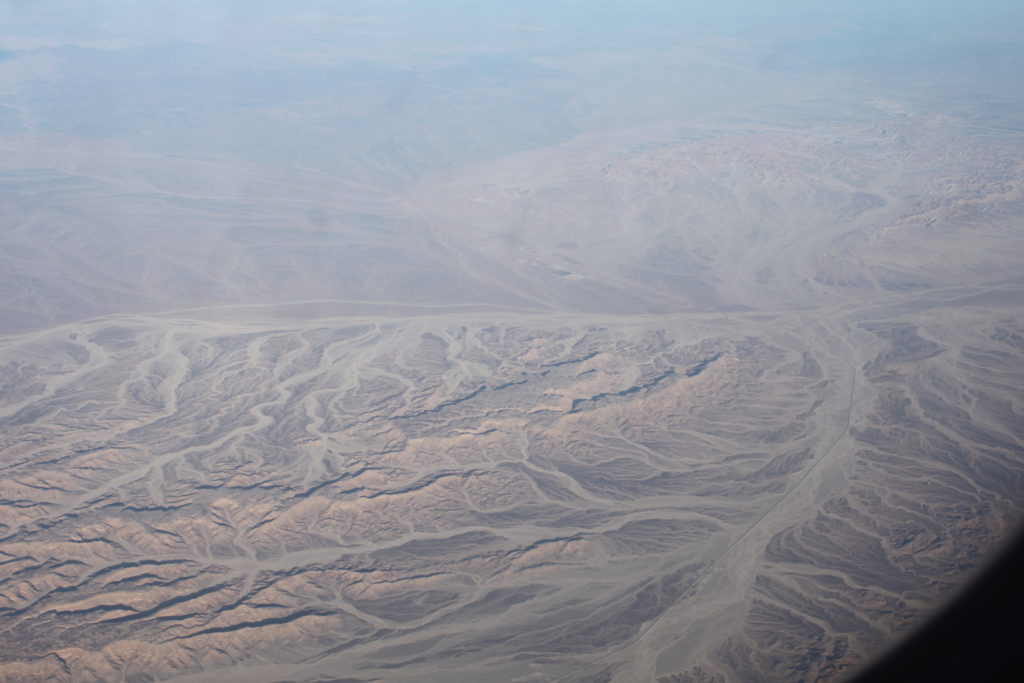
1 2 1023 681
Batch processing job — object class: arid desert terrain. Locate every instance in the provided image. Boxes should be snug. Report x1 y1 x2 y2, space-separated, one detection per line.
1 3 1023 681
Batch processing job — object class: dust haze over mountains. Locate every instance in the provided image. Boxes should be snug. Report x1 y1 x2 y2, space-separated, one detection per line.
1 2 1023 681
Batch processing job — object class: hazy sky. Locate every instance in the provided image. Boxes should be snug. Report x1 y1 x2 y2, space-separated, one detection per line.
4 1 1024 54
1 1 1021 176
